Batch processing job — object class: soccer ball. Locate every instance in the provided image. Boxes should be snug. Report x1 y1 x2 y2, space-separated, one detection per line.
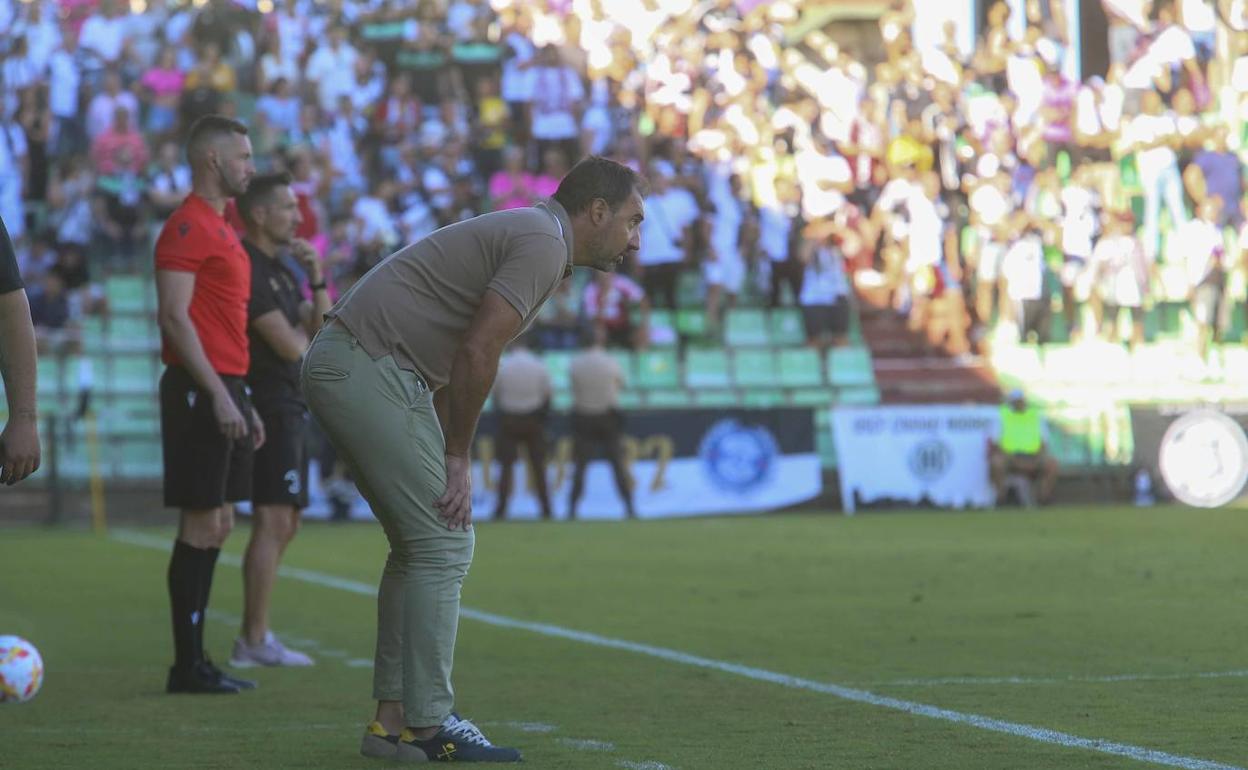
0 636 44 703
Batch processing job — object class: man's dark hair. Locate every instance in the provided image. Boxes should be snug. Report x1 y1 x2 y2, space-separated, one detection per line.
186 114 249 162
236 171 293 224
552 156 647 216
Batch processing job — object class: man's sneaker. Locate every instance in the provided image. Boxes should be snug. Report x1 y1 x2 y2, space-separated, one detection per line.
395 713 522 762
166 661 241 694
360 721 400 759
230 632 315 668
202 658 258 690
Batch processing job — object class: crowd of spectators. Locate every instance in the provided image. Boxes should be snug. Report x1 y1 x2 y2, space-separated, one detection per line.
2 0 1248 363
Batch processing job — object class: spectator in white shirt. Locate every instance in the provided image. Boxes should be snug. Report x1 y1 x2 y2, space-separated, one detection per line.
0 114 28 242
967 170 1012 325
797 223 852 354
1177 197 1228 356
1122 90 1188 262
1058 170 1100 339
86 69 140 142
78 0 127 68
702 161 746 327
305 25 359 114
146 141 192 219
1 38 40 121
47 32 85 156
500 12 537 142
1001 212 1051 345
1090 210 1149 348
526 45 585 166
639 160 699 308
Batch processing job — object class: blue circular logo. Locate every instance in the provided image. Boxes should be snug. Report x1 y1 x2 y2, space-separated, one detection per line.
699 420 779 493
908 439 952 482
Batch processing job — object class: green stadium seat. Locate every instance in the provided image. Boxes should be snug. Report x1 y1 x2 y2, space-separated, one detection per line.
117 439 163 479
617 390 644 409
36 357 63 397
608 350 635 385
676 270 703 306
685 349 732 388
552 391 573 411
105 276 152 314
777 348 824 387
724 309 769 346
788 387 834 407
108 314 158 350
647 309 678 347
636 349 680 389
81 316 106 350
769 309 806 346
836 385 880 405
741 388 785 408
676 308 710 339
693 389 739 408
645 389 693 408
732 349 776 388
542 351 574 391
827 346 874 387
104 354 159 395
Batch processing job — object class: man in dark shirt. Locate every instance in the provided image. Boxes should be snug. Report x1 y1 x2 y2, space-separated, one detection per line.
231 172 331 668
0 215 41 485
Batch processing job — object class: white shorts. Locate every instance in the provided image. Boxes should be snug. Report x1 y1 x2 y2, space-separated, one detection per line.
704 253 746 294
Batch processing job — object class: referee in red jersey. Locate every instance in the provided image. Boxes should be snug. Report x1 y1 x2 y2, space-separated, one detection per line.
155 115 263 694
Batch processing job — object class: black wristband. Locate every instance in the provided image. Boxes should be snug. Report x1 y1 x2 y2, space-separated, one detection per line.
310 281 327 291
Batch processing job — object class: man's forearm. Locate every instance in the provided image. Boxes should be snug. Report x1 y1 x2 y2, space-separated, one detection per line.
160 313 229 399
306 290 333 337
443 345 499 458
0 289 38 421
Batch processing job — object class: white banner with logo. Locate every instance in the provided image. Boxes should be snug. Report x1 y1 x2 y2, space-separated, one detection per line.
831 405 1000 513
280 409 822 521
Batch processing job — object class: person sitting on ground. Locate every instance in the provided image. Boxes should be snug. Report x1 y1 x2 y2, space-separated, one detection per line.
989 389 1059 506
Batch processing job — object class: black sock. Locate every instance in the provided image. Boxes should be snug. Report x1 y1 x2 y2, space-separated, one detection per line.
194 547 222 661
168 540 207 670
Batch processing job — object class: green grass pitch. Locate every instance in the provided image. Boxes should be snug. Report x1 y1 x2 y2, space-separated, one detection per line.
1 505 1245 769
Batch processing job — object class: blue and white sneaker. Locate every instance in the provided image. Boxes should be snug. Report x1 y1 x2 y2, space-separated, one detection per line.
395 713 522 762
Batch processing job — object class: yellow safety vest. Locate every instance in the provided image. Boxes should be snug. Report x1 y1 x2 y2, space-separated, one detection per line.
1000 405 1043 455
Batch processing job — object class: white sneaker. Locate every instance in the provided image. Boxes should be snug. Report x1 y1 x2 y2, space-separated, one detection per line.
229 632 315 668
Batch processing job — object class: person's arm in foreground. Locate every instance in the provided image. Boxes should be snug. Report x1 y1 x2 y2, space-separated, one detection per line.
0 288 41 485
436 289 523 530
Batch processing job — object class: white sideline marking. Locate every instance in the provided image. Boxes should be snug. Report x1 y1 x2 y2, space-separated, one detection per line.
559 738 615 751
871 670 1248 687
617 762 674 770
110 530 1244 770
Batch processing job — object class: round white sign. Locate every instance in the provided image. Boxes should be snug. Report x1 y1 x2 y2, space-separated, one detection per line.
1157 410 1248 508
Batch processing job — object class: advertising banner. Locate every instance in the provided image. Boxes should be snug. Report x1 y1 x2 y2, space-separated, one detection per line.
297 408 822 521
832 405 1000 513
1129 404 1248 507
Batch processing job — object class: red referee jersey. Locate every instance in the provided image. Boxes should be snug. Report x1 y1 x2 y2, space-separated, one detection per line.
155 193 251 376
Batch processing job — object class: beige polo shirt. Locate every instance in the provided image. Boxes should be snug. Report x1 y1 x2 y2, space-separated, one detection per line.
570 347 624 415
330 202 573 389
494 348 552 414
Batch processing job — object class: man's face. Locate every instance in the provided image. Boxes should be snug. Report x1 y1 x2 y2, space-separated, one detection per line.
261 186 302 244
588 189 644 272
214 134 255 198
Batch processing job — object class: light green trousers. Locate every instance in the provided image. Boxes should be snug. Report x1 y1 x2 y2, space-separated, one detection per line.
301 321 474 725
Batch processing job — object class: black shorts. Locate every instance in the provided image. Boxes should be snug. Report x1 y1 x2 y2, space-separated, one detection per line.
160 366 254 510
801 301 850 339
251 404 310 509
